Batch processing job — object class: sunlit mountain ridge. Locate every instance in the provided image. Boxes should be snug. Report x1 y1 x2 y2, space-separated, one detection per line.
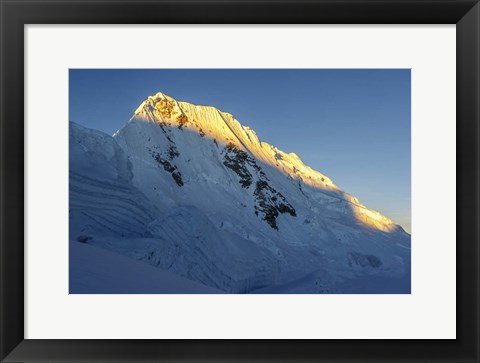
124 91 403 234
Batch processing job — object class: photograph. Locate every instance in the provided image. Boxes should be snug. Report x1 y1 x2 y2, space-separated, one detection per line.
69 69 411 294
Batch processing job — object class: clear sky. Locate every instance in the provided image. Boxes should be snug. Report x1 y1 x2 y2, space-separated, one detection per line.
69 69 411 232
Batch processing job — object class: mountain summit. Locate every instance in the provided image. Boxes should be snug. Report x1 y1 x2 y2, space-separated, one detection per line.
70 91 411 293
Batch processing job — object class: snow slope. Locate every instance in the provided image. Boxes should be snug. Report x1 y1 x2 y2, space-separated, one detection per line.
70 240 221 293
69 122 159 239
70 91 411 293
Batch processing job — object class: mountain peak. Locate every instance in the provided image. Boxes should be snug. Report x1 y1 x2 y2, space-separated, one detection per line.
134 91 178 118
117 91 404 235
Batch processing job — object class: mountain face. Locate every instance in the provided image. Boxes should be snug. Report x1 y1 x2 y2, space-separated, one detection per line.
69 92 411 293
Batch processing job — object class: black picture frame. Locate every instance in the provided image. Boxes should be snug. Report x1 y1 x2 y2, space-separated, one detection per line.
1 0 479 362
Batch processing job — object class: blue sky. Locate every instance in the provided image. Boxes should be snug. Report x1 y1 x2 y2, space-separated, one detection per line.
69 69 411 232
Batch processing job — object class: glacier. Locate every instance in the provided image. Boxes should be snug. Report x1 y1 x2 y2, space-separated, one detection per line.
69 91 411 294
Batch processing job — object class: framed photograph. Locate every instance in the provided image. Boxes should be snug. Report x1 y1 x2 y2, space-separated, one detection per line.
1 0 478 362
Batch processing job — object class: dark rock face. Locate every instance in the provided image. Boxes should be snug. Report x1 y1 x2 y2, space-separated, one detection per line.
171 172 184 187
151 151 184 187
254 180 296 230
348 252 383 268
223 142 253 188
167 145 179 159
222 142 296 230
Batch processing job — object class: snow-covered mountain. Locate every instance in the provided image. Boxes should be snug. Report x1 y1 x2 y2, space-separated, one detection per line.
69 91 411 293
